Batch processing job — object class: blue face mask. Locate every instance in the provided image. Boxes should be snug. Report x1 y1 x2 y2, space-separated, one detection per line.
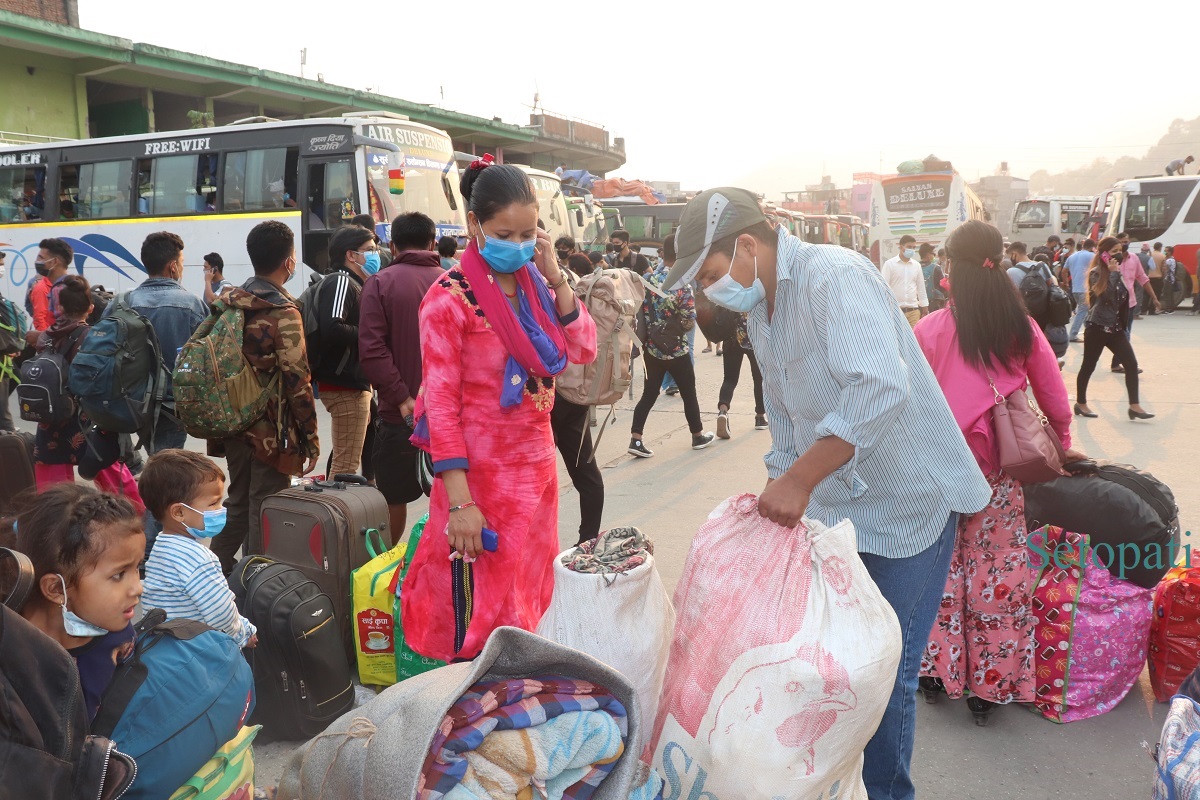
703 238 766 313
903 248 916 260
182 504 227 539
479 234 537 274
361 251 381 276
58 575 110 638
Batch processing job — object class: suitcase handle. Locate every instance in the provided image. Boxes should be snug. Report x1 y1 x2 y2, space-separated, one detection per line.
332 473 369 486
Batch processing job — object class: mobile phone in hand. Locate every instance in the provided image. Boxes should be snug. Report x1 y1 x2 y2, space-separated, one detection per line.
481 527 499 552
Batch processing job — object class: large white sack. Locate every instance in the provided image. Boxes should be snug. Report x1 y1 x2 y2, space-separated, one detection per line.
536 548 675 754
648 494 902 800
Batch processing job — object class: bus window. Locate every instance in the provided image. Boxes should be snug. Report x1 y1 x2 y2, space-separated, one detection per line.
0 165 46 223
306 159 355 231
60 161 134 220
135 155 210 215
623 214 653 242
224 148 299 212
1123 181 1193 240
656 220 675 241
1014 200 1050 229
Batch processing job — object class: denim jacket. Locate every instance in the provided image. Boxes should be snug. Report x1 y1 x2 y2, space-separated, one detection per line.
122 278 209 402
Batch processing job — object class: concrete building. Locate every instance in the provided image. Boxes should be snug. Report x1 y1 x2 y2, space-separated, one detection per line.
971 164 1029 241
0 6 625 172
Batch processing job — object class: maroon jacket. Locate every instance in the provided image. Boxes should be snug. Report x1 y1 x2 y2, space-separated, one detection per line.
358 250 445 424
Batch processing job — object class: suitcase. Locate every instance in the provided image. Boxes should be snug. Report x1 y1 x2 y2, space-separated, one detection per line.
0 431 35 513
255 475 389 658
228 556 354 742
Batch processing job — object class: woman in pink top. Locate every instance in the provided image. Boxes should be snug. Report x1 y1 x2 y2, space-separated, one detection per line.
913 221 1086 726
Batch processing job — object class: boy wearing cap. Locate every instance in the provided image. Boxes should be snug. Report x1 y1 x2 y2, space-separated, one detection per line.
665 187 990 800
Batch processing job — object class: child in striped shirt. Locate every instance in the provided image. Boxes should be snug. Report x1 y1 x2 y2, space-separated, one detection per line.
139 449 257 648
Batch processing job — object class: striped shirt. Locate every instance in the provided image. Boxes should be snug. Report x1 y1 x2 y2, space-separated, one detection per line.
142 533 256 646
748 229 991 558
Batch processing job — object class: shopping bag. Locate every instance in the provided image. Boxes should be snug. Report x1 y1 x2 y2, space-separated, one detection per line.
168 725 260 800
351 529 407 687
1154 694 1200 799
393 513 445 682
536 528 675 754
648 494 901 800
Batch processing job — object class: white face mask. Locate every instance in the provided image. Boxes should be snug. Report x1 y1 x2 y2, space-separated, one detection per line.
0 263 5 281
703 238 766 313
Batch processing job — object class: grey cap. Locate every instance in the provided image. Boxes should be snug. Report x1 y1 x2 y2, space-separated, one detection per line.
665 186 766 290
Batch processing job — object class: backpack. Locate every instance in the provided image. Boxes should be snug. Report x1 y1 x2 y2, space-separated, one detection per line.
297 271 324 342
0 548 137 800
555 268 645 409
68 293 166 441
17 326 86 423
229 556 355 743
1016 262 1051 322
92 608 255 800
0 295 28 356
173 299 281 439
1046 283 1073 327
86 285 113 327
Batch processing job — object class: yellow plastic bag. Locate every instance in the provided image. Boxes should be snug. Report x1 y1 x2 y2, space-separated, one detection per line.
168 725 260 800
352 530 407 687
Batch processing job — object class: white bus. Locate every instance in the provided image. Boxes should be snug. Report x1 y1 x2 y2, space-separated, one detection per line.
516 165 571 247
0 112 466 300
1092 176 1200 279
1011 196 1092 246
868 170 986 265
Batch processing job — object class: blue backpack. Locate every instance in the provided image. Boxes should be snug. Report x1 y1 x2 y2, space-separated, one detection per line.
91 610 254 800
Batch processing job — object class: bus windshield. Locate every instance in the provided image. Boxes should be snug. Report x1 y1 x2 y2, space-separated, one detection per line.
1014 200 1051 229
365 146 459 231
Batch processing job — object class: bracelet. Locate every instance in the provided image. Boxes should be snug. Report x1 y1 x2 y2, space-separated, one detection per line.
449 501 476 513
547 272 568 290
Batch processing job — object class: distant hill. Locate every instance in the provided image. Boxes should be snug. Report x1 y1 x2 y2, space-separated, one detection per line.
1028 115 1200 196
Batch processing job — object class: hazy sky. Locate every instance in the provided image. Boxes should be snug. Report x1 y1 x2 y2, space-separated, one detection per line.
81 0 1196 199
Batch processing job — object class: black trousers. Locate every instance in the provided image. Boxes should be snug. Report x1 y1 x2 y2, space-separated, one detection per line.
551 394 604 545
211 437 290 575
718 343 765 414
1078 323 1139 406
631 353 702 435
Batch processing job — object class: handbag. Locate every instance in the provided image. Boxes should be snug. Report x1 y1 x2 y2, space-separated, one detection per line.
989 375 1067 484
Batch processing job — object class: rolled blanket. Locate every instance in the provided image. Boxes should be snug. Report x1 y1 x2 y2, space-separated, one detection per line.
563 527 653 576
419 677 629 800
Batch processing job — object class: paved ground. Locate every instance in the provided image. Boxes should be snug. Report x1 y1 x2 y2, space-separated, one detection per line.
13 312 1195 797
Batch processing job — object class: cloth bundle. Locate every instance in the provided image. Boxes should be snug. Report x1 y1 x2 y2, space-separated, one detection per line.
562 527 653 576
418 677 633 800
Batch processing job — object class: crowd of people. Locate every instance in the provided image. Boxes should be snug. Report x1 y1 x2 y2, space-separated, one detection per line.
0 162 1191 800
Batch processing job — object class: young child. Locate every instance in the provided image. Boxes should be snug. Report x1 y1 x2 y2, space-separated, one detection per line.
14 482 145 721
138 449 257 648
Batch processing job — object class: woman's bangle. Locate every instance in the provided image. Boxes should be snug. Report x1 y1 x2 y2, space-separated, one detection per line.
449 501 476 513
547 272 568 290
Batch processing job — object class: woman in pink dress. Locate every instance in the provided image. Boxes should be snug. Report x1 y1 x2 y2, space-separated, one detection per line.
913 220 1086 725
403 157 597 662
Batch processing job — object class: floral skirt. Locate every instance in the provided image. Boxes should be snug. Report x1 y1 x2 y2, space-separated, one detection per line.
920 471 1037 704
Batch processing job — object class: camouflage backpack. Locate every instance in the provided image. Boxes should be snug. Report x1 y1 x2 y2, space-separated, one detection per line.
173 299 280 439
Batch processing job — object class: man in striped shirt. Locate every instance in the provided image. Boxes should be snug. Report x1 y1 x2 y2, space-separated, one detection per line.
139 449 257 648
667 188 990 800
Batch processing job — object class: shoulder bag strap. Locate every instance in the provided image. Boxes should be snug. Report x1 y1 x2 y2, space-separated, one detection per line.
0 547 35 611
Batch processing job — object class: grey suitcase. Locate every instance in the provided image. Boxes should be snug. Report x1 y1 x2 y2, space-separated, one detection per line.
256 475 390 658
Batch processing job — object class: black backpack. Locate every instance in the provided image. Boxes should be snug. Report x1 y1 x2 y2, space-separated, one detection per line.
85 285 114 327
1045 283 1073 327
0 548 137 800
1016 263 1051 322
229 556 355 742
17 327 86 423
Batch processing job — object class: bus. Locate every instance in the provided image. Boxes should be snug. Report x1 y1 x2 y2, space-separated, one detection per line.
868 169 986 265
600 202 685 250
566 194 618 253
0 112 466 299
516 166 571 247
1010 196 1092 247
1095 175 1200 278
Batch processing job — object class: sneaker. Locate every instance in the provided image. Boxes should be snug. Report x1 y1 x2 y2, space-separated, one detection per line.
627 438 654 458
755 414 769 430
716 412 731 439
665 386 679 396
691 432 716 450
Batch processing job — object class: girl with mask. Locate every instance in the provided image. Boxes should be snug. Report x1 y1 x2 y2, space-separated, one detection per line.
912 220 1084 726
138 449 257 648
402 156 597 662
9 482 145 721
311 225 379 479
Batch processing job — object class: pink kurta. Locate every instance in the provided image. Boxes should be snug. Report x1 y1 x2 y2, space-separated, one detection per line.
402 267 597 661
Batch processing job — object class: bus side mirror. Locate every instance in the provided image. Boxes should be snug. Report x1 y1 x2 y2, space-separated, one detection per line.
576 209 585 227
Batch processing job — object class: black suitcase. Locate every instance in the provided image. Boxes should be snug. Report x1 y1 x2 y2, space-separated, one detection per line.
0 431 35 513
229 556 354 742
255 475 389 658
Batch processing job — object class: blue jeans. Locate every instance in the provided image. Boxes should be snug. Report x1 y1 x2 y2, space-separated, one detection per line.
142 410 189 561
1068 292 1089 340
661 328 696 391
858 513 958 800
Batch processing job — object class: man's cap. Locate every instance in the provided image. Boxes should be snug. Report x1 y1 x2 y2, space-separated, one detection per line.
665 187 766 290
918 242 936 255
